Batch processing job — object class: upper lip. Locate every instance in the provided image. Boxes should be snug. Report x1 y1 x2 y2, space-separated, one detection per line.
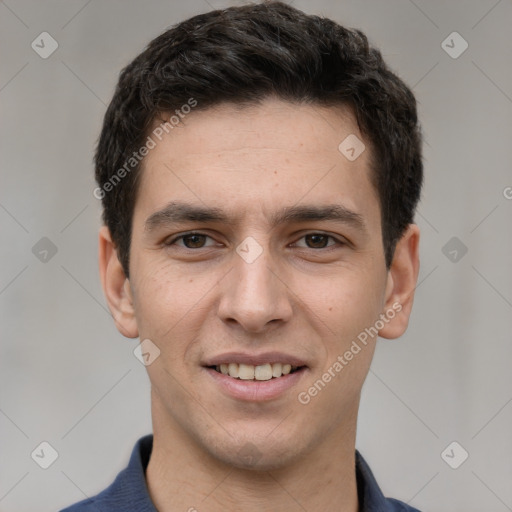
203 351 308 367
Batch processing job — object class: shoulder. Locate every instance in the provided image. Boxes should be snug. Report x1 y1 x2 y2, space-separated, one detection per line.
59 497 100 511
355 450 423 511
59 435 155 512
386 498 422 511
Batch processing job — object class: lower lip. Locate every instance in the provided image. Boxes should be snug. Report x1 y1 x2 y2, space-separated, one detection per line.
204 367 307 401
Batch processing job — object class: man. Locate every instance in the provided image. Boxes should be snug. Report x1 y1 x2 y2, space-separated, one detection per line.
62 1 423 510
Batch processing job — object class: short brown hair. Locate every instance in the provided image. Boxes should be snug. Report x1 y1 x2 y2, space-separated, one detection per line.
95 1 423 276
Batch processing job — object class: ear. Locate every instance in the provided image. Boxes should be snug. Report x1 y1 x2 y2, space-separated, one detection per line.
378 224 420 339
98 225 139 338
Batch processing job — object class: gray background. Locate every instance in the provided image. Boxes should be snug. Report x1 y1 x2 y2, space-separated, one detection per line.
1 1 511 511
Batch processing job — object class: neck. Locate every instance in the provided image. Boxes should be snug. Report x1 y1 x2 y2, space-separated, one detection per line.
146 392 359 512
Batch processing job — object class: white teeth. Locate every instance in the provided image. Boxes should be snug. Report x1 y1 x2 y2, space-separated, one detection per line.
254 363 273 381
272 363 282 378
214 362 300 380
228 363 239 378
238 363 255 380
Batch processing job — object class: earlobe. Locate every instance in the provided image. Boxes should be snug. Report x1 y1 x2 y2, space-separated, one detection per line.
378 224 420 340
98 226 139 338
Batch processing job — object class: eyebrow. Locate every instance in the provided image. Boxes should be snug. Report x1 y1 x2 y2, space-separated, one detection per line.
144 201 367 234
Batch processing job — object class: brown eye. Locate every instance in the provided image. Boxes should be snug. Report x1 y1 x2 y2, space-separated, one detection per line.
294 233 341 250
181 234 207 248
304 234 330 249
166 232 216 249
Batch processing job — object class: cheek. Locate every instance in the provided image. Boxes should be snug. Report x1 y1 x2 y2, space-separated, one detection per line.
299 268 384 341
131 260 213 341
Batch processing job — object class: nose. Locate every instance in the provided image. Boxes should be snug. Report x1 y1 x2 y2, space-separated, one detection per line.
217 244 293 333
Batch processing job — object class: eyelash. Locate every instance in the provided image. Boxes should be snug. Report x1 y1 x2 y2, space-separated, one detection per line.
164 231 345 251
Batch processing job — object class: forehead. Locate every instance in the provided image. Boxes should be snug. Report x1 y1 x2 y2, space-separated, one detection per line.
134 98 380 232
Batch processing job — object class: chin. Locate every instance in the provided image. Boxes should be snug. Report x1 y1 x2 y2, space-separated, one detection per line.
206 434 306 472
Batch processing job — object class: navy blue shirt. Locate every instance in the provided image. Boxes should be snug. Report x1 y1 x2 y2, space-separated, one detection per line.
60 435 421 511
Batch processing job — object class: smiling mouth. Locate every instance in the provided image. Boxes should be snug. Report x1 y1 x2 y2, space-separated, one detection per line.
209 363 305 381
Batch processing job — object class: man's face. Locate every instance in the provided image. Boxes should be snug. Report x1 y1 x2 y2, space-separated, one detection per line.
111 98 409 470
